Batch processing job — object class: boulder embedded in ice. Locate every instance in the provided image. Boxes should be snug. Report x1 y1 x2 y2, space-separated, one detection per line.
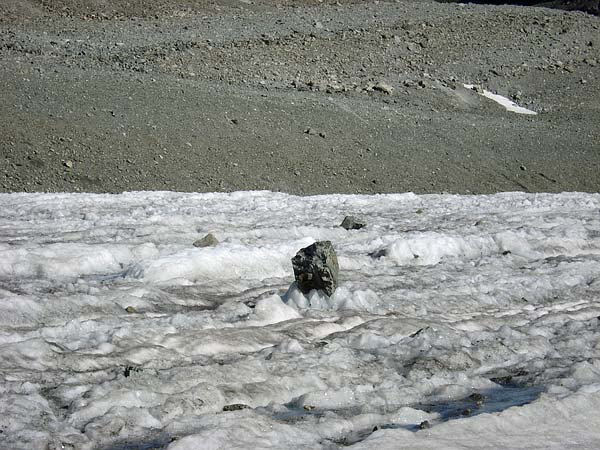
291 241 339 297
193 233 219 248
340 215 367 230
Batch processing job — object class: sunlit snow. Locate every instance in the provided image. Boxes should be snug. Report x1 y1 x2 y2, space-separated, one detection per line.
464 84 538 115
1 191 599 449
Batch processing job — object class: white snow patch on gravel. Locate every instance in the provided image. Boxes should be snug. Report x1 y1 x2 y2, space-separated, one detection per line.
464 84 537 115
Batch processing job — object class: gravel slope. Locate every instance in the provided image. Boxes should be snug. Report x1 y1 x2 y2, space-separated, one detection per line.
1 0 599 194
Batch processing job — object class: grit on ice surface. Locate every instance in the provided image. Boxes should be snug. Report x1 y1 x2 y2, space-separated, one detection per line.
1 191 600 450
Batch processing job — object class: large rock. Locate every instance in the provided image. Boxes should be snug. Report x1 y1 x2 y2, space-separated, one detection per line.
291 241 339 297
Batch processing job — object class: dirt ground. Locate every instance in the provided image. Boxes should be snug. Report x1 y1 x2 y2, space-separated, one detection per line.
1 0 599 194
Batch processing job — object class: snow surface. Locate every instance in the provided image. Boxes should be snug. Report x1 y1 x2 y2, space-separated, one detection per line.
463 84 537 115
1 190 599 450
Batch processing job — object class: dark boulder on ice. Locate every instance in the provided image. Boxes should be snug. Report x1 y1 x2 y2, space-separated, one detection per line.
291 241 339 297
340 215 367 230
193 233 219 248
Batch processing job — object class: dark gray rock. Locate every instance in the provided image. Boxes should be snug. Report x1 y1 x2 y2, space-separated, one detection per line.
222 404 250 411
418 420 431 430
193 233 219 247
340 215 367 230
468 392 486 407
291 241 339 297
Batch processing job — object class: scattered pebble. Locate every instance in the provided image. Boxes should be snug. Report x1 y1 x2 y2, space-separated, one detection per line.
340 215 367 230
373 81 394 95
222 404 250 411
407 42 421 52
193 233 219 248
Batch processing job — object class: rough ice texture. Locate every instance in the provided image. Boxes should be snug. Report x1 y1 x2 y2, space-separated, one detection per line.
0 191 599 450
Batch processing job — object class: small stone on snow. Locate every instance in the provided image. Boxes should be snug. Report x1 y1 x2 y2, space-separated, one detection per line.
340 215 367 230
193 233 219 247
